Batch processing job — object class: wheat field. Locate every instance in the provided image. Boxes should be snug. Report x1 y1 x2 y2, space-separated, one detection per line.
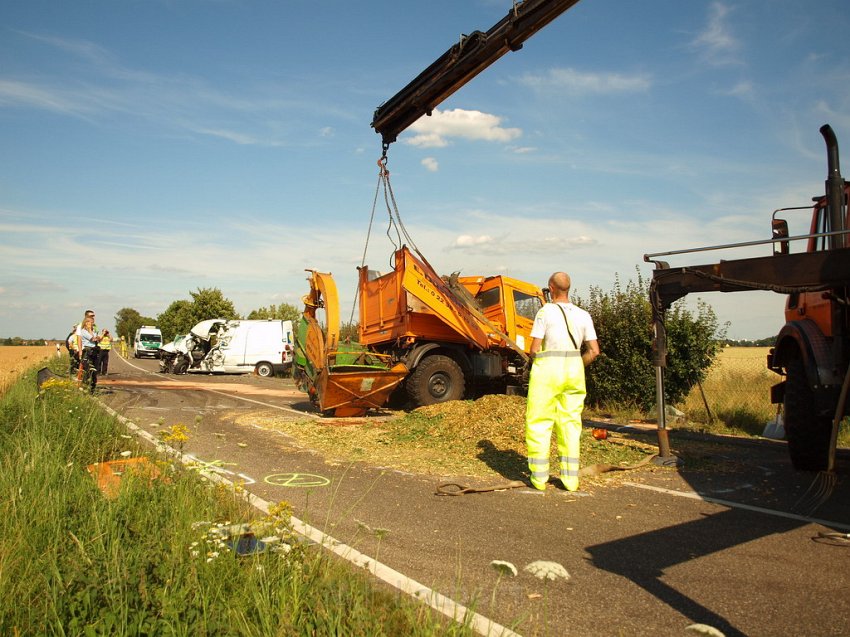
0 345 57 394
680 346 776 434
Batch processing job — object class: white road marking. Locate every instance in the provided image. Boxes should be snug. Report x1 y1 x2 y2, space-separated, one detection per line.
623 481 850 531
98 371 519 637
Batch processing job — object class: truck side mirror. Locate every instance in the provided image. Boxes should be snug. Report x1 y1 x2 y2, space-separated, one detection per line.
772 218 790 255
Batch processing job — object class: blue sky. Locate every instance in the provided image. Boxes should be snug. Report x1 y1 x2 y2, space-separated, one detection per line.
2 0 848 340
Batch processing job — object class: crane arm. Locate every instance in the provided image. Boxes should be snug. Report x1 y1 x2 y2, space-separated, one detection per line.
371 0 582 146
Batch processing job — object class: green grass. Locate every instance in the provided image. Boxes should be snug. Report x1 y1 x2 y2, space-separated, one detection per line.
0 360 475 636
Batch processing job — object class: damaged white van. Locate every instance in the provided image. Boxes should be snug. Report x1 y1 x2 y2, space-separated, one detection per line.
164 319 294 377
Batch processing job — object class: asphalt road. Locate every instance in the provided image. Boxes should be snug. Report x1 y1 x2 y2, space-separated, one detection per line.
97 353 850 637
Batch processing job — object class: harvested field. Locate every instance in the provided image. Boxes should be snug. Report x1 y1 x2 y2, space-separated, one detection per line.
0 345 56 394
248 394 656 483
679 346 776 435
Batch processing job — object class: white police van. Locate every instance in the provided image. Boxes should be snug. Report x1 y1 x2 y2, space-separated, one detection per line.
133 326 163 358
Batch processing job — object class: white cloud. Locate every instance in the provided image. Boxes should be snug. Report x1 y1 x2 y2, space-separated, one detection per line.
691 2 741 65
421 157 439 172
193 127 278 146
404 108 521 148
453 234 495 248
722 80 755 100
517 68 652 94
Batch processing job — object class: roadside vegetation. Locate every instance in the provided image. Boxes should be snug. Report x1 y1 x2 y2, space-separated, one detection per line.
0 358 475 636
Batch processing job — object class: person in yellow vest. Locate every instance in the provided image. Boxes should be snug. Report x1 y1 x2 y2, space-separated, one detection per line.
525 272 599 491
98 329 113 375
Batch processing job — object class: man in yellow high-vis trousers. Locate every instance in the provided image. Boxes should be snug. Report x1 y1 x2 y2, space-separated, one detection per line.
526 272 599 491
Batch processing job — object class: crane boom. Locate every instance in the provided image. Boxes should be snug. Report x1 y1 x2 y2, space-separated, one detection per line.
371 0 582 146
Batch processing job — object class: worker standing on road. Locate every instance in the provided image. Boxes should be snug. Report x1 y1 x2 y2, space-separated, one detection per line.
526 272 599 491
98 329 112 375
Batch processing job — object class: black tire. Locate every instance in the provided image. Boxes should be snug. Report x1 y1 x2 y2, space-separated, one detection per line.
784 354 831 471
406 354 465 407
255 362 274 378
173 357 190 375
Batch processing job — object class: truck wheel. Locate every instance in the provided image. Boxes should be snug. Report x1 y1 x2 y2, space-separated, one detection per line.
407 354 465 406
255 362 274 377
784 355 831 471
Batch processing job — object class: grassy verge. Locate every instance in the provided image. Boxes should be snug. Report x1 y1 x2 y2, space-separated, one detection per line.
0 359 474 636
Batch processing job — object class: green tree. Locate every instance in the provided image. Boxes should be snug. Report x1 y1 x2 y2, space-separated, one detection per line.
575 270 725 411
339 321 360 343
156 300 194 343
189 288 239 323
246 302 300 323
156 288 240 343
114 308 155 344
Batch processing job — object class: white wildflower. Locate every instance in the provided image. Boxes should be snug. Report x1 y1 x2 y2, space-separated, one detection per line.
119 450 132 458
190 551 200 558
490 560 518 577
524 560 570 582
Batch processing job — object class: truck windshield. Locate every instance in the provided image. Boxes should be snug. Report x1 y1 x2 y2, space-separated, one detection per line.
514 291 542 320
476 287 501 309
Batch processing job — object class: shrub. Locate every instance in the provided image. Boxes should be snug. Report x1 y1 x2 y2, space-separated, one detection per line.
575 270 725 411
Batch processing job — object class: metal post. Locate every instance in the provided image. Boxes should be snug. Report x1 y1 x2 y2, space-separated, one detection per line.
655 364 672 458
650 301 681 467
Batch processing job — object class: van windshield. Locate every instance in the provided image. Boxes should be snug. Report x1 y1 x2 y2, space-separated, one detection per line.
140 334 162 343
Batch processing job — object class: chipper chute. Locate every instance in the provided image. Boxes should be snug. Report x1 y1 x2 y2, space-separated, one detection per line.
293 270 407 417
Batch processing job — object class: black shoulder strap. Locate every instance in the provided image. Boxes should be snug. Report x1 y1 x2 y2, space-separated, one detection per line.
553 303 579 350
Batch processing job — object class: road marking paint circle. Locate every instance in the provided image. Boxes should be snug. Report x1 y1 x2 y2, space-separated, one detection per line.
265 473 330 488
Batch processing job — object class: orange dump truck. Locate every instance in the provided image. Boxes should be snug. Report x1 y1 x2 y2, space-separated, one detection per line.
294 246 545 416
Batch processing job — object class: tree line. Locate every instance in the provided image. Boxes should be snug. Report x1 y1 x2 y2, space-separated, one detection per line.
1 337 50 346
114 287 303 345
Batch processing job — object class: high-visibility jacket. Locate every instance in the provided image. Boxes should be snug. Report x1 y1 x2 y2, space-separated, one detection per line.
525 302 595 492
100 335 112 350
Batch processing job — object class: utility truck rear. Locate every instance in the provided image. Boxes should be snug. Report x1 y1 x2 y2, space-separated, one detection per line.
646 125 850 471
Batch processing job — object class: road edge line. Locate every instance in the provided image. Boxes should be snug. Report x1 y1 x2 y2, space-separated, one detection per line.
622 481 850 531
98 401 521 637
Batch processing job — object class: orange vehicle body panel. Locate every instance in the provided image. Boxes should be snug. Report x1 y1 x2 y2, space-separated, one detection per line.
784 187 850 337
315 361 409 416
359 247 541 353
